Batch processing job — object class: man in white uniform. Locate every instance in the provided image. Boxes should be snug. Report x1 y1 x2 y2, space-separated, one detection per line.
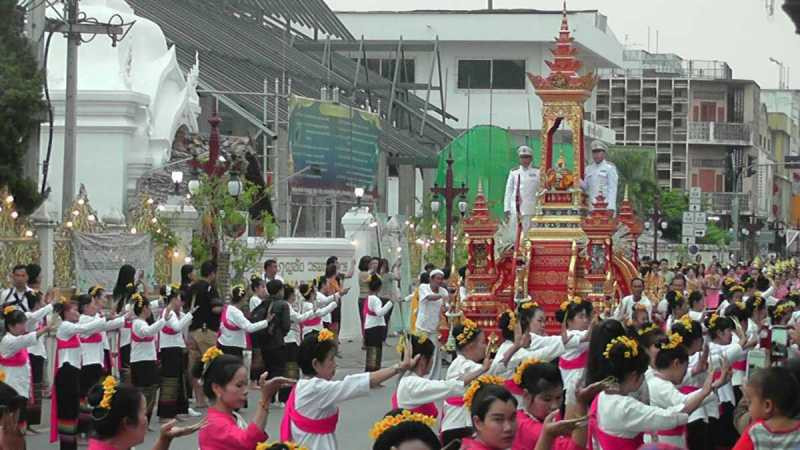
582 140 619 212
504 145 541 236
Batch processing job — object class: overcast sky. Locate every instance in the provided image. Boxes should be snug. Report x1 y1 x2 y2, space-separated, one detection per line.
325 0 800 91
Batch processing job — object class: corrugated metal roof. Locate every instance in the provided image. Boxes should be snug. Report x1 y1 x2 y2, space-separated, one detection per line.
127 0 454 166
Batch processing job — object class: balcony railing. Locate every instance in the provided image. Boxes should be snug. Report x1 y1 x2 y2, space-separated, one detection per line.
688 122 752 146
702 192 751 214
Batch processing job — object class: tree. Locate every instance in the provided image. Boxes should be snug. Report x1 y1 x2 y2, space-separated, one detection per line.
0 1 44 214
608 147 658 215
660 190 688 241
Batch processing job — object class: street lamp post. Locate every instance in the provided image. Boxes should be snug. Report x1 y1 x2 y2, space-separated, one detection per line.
431 150 468 270
645 190 668 262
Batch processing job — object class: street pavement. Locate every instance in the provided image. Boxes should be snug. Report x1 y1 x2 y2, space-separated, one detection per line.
28 336 404 449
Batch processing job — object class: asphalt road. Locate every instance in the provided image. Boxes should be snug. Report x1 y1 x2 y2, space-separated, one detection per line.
28 336 404 449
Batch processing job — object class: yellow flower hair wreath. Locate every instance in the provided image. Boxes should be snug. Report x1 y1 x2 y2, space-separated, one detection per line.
369 410 436 440
463 375 505 408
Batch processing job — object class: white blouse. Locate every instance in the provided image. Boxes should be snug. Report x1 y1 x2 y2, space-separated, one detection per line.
442 354 483 432
217 304 269 349
291 374 371 450
25 304 52 357
364 295 393 329
159 310 193 349
593 391 688 446
0 332 38 397
79 314 124 366
130 317 165 363
646 374 712 447
708 339 743 404
315 291 339 323
396 372 463 412
56 317 107 369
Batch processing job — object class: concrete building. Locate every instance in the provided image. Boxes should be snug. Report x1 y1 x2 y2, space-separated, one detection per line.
335 8 625 136
591 50 773 224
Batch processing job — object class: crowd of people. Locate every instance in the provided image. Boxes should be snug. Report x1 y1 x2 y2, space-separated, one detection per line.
0 254 800 450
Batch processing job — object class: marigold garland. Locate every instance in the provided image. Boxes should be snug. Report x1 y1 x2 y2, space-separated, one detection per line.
729 285 745 293
318 328 336 343
603 336 639 360
0 369 5 383
368 409 436 440
132 293 145 308
512 358 541 386
500 310 517 331
201 346 223 365
255 442 308 450
774 301 796 320
661 332 683 351
3 305 16 315
708 313 720 330
456 318 479 346
89 284 104 297
751 293 763 307
559 296 582 311
520 301 539 310
463 375 505 408
675 314 693 331
396 331 429 355
99 376 117 409
734 301 746 310
637 323 659 336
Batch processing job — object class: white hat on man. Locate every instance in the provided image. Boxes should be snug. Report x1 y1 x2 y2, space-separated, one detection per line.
517 145 533 156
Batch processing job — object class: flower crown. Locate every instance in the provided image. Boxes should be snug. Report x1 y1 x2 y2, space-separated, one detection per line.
708 313 720 330
368 409 437 440
126 282 135 289
661 332 684 351
317 329 336 343
603 336 639 360
512 358 541 386
131 293 145 309
774 301 796 320
500 310 517 331
99 376 117 409
751 293 763 307
164 283 180 298
251 274 262 281
299 283 313 297
3 305 16 316
520 301 539 310
58 296 69 305
0 369 5 383
729 285 745 293
396 331 429 355
232 284 245 297
89 284 104 297
255 442 308 450
201 346 223 373
456 318 480 346
674 314 693 331
637 323 659 336
559 296 582 311
463 375 505 408
734 301 746 310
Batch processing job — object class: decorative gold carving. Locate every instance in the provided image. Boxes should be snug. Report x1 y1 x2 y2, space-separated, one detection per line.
0 188 39 280
54 238 73 287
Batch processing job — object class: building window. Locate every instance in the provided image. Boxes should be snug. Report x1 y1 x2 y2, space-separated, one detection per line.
359 58 415 83
458 59 526 90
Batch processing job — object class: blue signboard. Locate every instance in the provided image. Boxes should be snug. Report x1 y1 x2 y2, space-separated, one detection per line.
288 96 381 192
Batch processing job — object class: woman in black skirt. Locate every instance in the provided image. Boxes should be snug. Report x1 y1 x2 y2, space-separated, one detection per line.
129 293 170 425
217 285 269 359
23 288 49 430
363 275 393 372
111 265 137 383
157 284 196 421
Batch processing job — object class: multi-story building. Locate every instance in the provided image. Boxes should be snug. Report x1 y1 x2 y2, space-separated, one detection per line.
335 8 624 136
591 50 771 223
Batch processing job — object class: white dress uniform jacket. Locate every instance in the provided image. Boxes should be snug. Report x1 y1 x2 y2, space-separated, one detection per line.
583 160 619 211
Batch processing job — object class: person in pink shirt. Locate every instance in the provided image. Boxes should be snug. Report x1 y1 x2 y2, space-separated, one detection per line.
193 347 294 450
86 376 201 450
461 383 518 450
511 359 584 450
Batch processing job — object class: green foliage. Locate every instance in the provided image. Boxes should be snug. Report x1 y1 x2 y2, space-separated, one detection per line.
188 173 277 285
660 190 688 241
132 196 179 249
700 222 732 247
608 147 658 215
0 1 45 214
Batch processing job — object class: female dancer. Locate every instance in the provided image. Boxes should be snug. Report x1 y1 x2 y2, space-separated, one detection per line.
158 284 196 422
194 348 294 449
50 297 108 450
217 286 269 359
129 293 169 426
279 329 417 449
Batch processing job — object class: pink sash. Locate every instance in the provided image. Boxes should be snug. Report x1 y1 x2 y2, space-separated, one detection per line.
50 335 80 443
161 309 179 335
301 317 322 328
732 360 747 372
82 332 103 343
504 379 524 396
445 396 465 407
559 350 589 370
390 392 439 418
280 385 339 441
218 305 252 348
0 348 29 367
705 290 720 309
587 396 643 450
362 297 377 318
678 385 700 394
131 325 155 343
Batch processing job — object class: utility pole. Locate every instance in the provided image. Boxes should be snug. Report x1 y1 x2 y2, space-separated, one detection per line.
43 0 127 214
23 0 47 186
